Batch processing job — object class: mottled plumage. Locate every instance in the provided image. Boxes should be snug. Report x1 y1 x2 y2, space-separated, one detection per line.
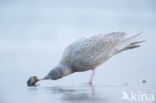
45 32 143 79
27 32 144 86
61 32 126 71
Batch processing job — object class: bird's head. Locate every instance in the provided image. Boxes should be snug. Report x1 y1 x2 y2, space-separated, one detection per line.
27 76 39 86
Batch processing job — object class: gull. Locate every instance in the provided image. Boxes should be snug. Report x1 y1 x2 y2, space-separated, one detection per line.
27 32 144 86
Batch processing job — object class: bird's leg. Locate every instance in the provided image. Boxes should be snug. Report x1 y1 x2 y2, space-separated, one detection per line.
87 69 96 85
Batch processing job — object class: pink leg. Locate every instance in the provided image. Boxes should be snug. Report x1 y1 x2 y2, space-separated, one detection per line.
87 69 96 85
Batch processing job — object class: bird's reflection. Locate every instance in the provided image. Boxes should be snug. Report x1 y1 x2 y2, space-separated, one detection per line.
44 85 102 102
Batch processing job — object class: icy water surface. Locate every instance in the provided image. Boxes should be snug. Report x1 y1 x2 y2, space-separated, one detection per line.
0 81 155 103
0 0 156 103
1 82 155 103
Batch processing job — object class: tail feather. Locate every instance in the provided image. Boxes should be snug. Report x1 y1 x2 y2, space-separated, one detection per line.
130 40 145 45
123 44 140 50
112 32 144 55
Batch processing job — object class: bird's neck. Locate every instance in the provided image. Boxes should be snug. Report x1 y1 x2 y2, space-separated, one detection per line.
45 63 72 80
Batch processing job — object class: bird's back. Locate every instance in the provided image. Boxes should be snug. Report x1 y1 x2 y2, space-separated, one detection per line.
61 32 127 71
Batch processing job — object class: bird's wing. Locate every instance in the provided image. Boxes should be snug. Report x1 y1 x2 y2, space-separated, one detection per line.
69 32 127 66
61 37 86 63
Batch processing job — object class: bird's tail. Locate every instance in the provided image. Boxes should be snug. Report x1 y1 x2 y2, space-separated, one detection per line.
112 32 145 55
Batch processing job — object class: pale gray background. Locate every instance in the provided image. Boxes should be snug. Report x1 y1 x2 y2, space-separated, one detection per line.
0 0 156 103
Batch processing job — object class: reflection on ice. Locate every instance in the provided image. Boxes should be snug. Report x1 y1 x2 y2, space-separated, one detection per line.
43 85 103 102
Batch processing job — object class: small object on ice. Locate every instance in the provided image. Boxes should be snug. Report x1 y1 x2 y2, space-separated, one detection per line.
27 32 144 85
27 76 39 86
142 80 146 83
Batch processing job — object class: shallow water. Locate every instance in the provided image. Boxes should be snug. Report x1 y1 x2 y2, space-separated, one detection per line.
0 0 156 103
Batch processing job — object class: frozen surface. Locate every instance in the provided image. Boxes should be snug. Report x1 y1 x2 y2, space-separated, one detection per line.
0 0 156 103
